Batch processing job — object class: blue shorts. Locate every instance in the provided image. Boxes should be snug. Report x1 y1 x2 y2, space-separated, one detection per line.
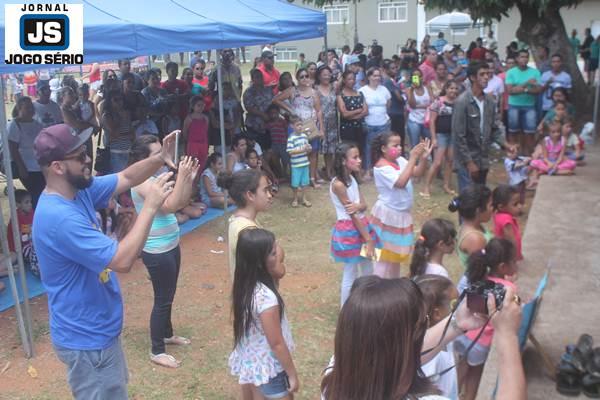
436 132 453 148
310 138 321 152
507 105 537 134
259 371 289 399
291 165 310 188
453 334 491 366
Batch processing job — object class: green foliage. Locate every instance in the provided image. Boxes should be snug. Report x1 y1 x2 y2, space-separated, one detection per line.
424 0 582 25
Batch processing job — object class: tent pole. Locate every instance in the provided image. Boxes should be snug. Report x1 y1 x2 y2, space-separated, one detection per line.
593 80 599 140
216 50 228 213
0 79 34 358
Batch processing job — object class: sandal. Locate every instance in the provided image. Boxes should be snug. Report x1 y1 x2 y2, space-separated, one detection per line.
150 353 180 369
587 348 600 378
302 199 312 208
443 187 457 196
556 357 583 396
573 334 594 372
310 179 322 189
583 374 600 398
164 335 191 346
291 200 299 208
315 178 326 184
418 191 431 199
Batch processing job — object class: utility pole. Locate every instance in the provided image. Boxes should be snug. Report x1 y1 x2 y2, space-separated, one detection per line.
353 0 359 45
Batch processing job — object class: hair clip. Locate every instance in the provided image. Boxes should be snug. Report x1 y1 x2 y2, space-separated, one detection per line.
481 248 486 255
418 235 426 242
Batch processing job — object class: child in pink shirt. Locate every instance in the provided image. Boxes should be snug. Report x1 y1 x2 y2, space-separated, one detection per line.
454 238 519 400
492 184 523 260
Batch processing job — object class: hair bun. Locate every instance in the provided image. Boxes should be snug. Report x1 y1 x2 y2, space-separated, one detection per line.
448 197 460 212
216 171 234 190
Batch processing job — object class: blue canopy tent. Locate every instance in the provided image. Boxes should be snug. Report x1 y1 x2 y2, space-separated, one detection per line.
0 0 326 72
0 0 326 358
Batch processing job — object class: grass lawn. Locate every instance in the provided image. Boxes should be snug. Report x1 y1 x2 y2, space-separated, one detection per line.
0 147 533 399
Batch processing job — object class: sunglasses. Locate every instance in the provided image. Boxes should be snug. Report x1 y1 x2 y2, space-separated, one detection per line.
63 147 88 163
299 74 309 79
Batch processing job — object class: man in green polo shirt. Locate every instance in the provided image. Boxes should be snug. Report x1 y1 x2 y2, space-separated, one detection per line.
569 29 581 59
505 49 543 154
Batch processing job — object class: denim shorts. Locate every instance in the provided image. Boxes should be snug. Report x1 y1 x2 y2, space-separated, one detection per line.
291 165 310 188
507 105 537 134
453 334 491 366
436 132 452 148
259 371 289 399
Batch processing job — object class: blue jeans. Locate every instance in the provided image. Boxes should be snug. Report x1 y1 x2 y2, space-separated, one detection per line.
54 337 128 400
456 164 489 194
406 120 431 149
364 121 391 170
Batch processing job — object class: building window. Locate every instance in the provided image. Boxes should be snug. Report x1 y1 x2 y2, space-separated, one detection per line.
378 1 408 23
323 5 349 25
275 47 298 62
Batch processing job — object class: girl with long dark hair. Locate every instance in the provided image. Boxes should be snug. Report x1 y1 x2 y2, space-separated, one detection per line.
229 228 298 400
409 218 456 279
329 143 375 305
321 275 525 400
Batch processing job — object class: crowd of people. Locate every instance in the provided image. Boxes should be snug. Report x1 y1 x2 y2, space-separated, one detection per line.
1 28 596 399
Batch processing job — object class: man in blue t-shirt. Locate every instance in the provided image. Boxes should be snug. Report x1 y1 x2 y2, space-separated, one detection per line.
540 54 572 113
32 124 177 399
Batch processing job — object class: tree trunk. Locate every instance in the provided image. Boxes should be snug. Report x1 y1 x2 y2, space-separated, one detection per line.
515 3 594 121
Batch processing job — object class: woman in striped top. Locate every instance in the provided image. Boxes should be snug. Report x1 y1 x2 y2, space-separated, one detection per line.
130 134 200 369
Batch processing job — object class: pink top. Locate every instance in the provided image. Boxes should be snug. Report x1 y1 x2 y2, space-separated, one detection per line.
419 61 436 85
493 212 523 260
187 117 208 144
544 136 565 160
465 276 516 347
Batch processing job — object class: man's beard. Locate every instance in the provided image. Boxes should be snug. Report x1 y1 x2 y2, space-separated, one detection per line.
66 164 93 190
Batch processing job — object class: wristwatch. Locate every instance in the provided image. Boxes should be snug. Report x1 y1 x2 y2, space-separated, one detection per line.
451 313 468 334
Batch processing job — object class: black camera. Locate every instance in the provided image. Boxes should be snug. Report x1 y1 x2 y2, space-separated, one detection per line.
465 280 506 314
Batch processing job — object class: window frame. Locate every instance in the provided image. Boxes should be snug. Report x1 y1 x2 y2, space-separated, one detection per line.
274 46 298 62
377 1 408 23
322 4 350 25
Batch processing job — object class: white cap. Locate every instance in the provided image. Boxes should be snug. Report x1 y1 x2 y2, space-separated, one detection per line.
442 44 454 53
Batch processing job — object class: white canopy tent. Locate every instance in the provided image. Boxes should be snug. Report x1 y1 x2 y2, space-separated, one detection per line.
426 11 485 45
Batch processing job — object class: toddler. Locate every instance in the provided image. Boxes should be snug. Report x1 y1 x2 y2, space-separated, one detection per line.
504 143 531 201
200 153 232 208
530 121 576 178
562 118 585 165
492 184 523 260
7 190 39 277
286 115 312 208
